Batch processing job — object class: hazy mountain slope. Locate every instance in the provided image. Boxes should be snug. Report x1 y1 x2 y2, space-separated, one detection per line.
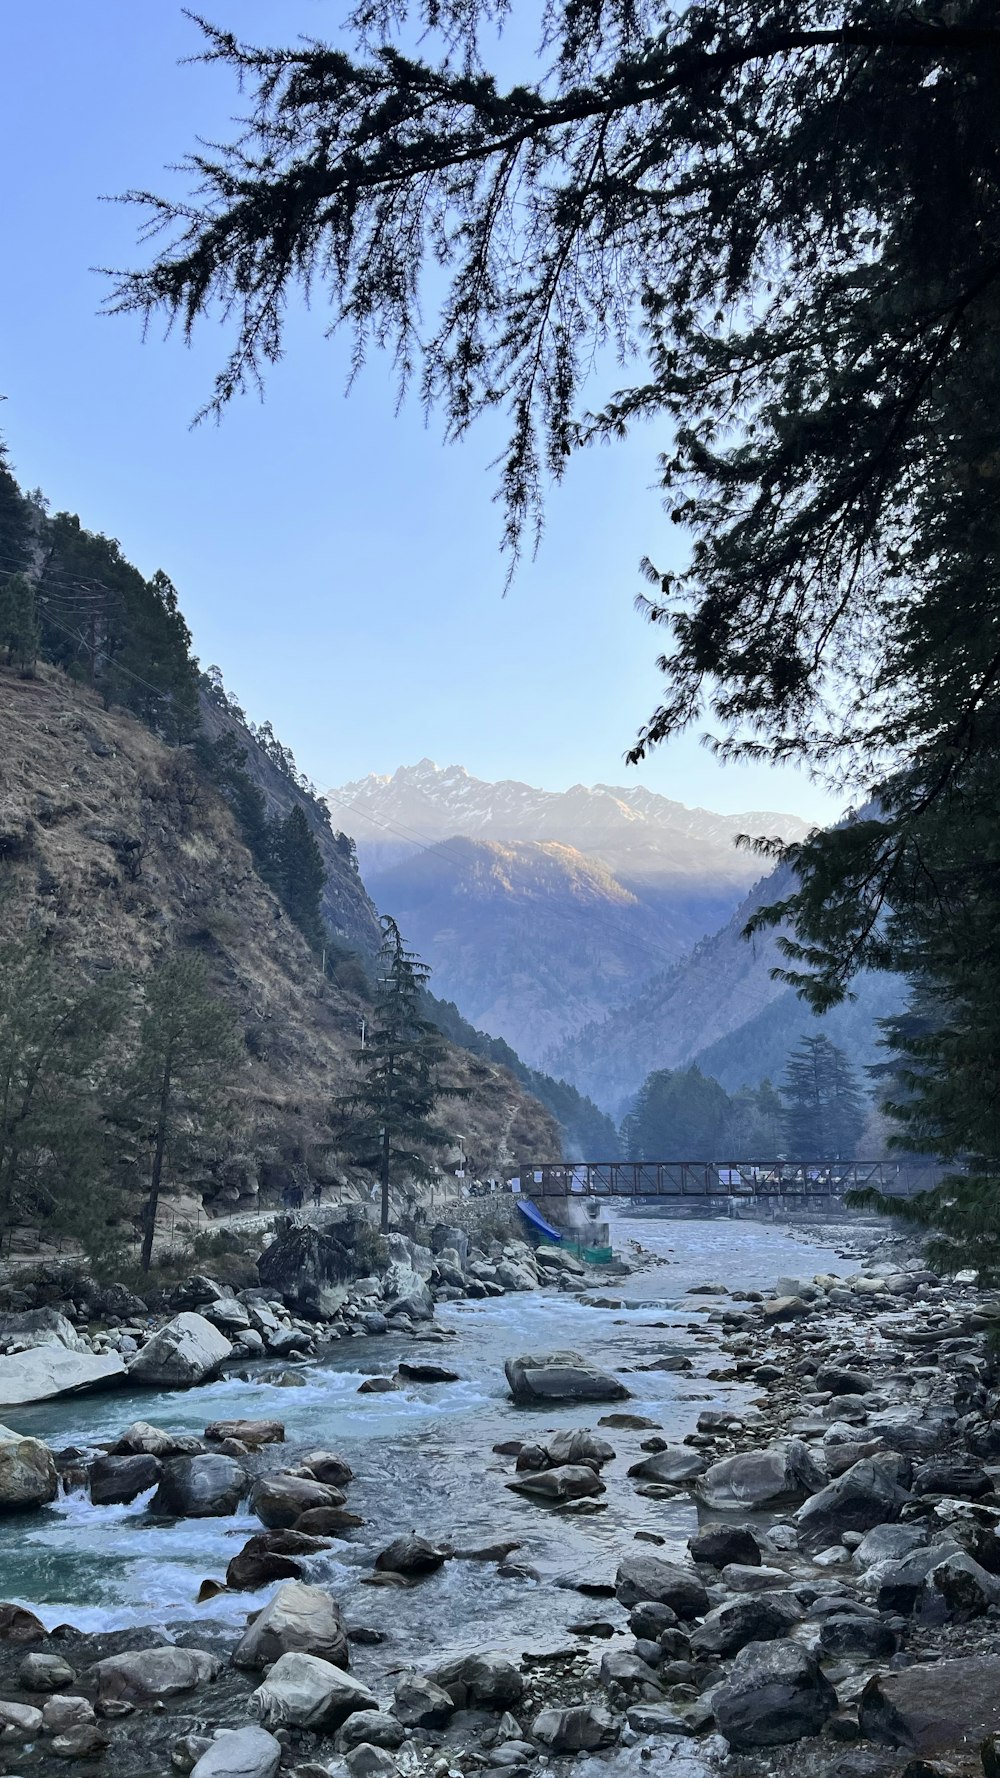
690 973 906 1095
0 667 561 1214
366 836 684 1064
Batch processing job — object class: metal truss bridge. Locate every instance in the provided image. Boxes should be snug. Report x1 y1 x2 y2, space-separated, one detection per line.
517 1160 937 1202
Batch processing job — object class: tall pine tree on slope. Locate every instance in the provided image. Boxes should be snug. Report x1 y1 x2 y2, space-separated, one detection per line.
335 917 460 1232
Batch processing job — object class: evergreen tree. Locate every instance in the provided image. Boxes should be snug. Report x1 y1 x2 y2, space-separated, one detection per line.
0 573 39 673
625 1065 732 1161
119 954 242 1272
273 806 327 951
0 938 124 1250
780 1035 865 1160
335 917 458 1232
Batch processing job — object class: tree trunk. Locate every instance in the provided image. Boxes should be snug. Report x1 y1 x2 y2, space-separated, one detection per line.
141 1048 172 1274
380 1120 391 1235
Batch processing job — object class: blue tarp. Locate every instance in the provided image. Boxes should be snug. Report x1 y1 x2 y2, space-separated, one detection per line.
516 1198 563 1242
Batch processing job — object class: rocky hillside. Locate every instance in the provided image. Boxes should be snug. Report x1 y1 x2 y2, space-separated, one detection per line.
0 667 560 1219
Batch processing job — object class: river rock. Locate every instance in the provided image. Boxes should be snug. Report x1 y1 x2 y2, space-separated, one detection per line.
815 1367 872 1396
628 1447 706 1485
375 1534 447 1576
713 1639 836 1748
151 1454 246 1517
431 1651 524 1709
337 1711 406 1752
690 1593 800 1657
345 1746 397 1778
204 1419 284 1447
508 1463 605 1502
0 1345 126 1408
912 1457 991 1497
795 1454 911 1553
92 1646 221 1705
0 1422 57 1511
250 1472 345 1528
689 1524 762 1568
0 1306 90 1351
854 1523 928 1568
392 1673 456 1728
108 1421 202 1458
88 1452 160 1506
543 1429 616 1467
128 1312 232 1388
695 1440 825 1512
598 1647 663 1699
190 1726 282 1778
296 1504 364 1534
531 1704 619 1751
0 1699 43 1737
0 1603 47 1642
18 1652 76 1690
858 1655 1000 1755
818 1613 899 1657
300 1449 354 1486
614 1554 709 1619
251 1651 377 1728
226 1529 327 1591
629 1602 679 1640
504 1351 629 1405
232 1580 348 1670
923 1550 1000 1619
42 1695 95 1734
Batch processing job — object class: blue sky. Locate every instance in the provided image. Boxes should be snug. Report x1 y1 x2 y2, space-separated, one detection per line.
1 2 841 824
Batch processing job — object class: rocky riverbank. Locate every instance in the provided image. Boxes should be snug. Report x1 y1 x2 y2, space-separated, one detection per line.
3 1218 1000 1778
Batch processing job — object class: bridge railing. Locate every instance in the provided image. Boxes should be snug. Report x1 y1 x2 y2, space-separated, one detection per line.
516 1160 941 1198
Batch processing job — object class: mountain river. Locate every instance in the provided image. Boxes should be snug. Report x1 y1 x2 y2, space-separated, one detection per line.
0 1213 853 1690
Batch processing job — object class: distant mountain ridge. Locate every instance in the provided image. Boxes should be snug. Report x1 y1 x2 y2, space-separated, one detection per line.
328 761 813 1070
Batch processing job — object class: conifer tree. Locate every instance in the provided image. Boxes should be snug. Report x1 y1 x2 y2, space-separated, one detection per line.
780 1035 865 1160
335 917 458 1232
273 806 327 951
120 954 242 1272
0 573 39 674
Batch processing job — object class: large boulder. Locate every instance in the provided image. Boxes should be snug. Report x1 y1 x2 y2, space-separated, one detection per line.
614 1554 709 1620
695 1441 825 1512
628 1447 706 1485
923 1551 1000 1620
0 1307 88 1351
128 1313 232 1388
226 1530 327 1592
89 1453 161 1506
205 1419 285 1448
0 1345 125 1408
109 1421 202 1458
430 1651 524 1709
690 1594 800 1658
859 1655 1000 1756
795 1454 911 1553
689 1524 762 1568
232 1580 348 1670
543 1429 616 1467
508 1463 605 1502
375 1535 447 1576
531 1705 619 1751
151 1454 246 1518
337 1711 406 1753
392 1673 456 1729
258 1217 369 1317
91 1646 221 1706
504 1350 629 1405
0 1423 57 1511
190 1727 282 1778
250 1473 345 1529
251 1652 377 1729
713 1640 837 1748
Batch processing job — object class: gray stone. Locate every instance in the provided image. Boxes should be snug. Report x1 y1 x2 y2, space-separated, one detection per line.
626 1704 696 1736
41 1695 94 1734
628 1602 679 1641
431 1650 524 1709
251 1651 377 1728
374 1533 447 1575
689 1524 761 1568
232 1580 348 1670
89 1452 161 1505
508 1463 605 1502
858 1655 1000 1756
0 1698 43 1737
18 1651 76 1690
129 1313 232 1388
250 1472 345 1528
345 1744 397 1778
598 1647 663 1698
713 1639 837 1748
336 1711 406 1752
695 1440 825 1512
628 1447 706 1485
190 1726 282 1778
0 1422 58 1511
0 1345 125 1408
853 1524 928 1568
924 1550 1000 1619
531 1704 619 1752
392 1672 455 1728
92 1645 221 1705
151 1454 246 1517
504 1350 629 1405
690 1594 800 1657
543 1429 615 1467
818 1614 898 1657
614 1554 709 1619
795 1454 911 1553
